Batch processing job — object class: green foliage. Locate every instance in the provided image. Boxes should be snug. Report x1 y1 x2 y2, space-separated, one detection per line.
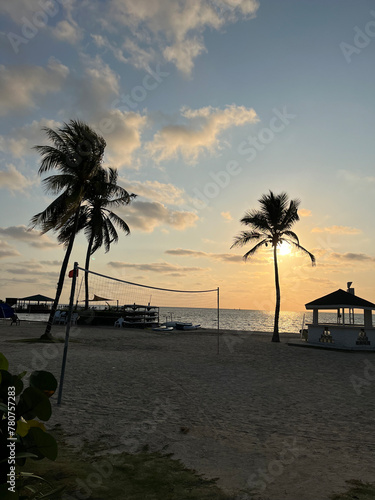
330 479 375 499
30 372 58 399
0 352 9 370
0 353 58 498
27 443 236 500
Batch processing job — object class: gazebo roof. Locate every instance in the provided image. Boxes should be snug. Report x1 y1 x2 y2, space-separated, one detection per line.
19 294 54 302
305 289 375 310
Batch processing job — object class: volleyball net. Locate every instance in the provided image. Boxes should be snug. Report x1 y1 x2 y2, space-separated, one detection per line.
73 265 220 330
58 263 220 404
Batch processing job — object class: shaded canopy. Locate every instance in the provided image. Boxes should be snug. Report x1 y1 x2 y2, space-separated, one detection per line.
305 289 375 310
91 294 113 301
19 294 55 302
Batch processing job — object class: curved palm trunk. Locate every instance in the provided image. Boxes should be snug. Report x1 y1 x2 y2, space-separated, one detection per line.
41 210 81 340
272 245 281 343
84 235 94 310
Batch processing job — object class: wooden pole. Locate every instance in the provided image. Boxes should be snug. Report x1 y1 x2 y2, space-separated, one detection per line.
217 287 220 354
57 262 78 406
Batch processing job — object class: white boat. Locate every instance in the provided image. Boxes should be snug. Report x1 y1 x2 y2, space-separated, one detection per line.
175 322 201 331
152 325 174 332
181 324 201 330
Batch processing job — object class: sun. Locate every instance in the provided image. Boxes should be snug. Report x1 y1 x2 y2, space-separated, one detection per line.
278 241 292 256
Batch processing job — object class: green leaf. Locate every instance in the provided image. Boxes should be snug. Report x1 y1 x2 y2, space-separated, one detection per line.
17 387 52 421
19 472 48 480
25 427 58 461
17 419 46 437
16 420 30 438
29 371 57 398
15 452 39 460
0 352 9 370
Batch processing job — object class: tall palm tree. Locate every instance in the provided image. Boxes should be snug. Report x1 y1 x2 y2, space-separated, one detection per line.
58 167 136 310
30 120 106 340
231 191 316 342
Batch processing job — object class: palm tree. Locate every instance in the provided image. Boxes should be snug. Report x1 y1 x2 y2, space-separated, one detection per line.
58 167 136 310
231 191 316 342
30 120 106 340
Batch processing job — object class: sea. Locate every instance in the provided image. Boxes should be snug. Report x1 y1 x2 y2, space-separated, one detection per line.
16 308 369 333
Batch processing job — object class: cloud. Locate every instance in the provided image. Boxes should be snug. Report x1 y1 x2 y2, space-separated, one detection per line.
0 58 69 116
52 19 83 44
74 54 120 112
103 110 147 168
0 0 49 23
5 267 56 277
299 208 312 217
0 164 35 192
221 211 233 221
3 260 61 280
0 55 147 169
119 178 187 205
0 240 21 259
310 249 375 267
123 201 198 232
338 170 375 184
146 104 258 163
105 0 259 75
163 37 206 75
0 226 57 248
107 261 205 274
311 226 361 235
165 248 265 263
69 55 147 168
91 35 156 71
122 38 157 71
330 252 375 263
0 118 61 159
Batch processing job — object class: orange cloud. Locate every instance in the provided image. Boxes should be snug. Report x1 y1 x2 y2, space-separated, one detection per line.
121 201 198 232
221 211 233 221
299 208 312 217
165 248 265 264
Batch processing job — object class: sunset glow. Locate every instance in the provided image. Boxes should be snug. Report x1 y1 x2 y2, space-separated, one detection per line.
278 242 292 256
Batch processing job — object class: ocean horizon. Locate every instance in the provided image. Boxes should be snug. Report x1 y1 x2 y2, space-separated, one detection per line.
15 307 369 333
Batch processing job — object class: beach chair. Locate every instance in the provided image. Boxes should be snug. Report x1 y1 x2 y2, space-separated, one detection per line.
114 317 125 327
57 311 67 325
53 310 61 324
71 312 79 325
10 314 20 326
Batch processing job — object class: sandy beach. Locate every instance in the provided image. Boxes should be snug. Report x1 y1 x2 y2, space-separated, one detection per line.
1 320 375 500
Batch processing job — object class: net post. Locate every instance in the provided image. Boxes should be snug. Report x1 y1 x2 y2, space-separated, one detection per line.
57 261 78 406
217 287 220 355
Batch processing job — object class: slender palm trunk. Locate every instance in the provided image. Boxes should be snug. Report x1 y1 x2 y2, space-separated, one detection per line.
41 209 80 340
272 245 281 343
84 236 94 310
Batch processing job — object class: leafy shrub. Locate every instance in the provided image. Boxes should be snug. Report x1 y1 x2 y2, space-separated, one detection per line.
0 352 61 499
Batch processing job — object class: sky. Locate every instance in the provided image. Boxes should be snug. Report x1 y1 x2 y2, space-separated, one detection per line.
0 0 375 311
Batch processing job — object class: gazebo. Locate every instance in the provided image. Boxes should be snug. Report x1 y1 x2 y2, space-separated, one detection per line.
17 294 54 312
305 287 375 350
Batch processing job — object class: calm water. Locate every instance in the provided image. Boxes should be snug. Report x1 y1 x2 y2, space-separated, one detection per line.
16 308 369 333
